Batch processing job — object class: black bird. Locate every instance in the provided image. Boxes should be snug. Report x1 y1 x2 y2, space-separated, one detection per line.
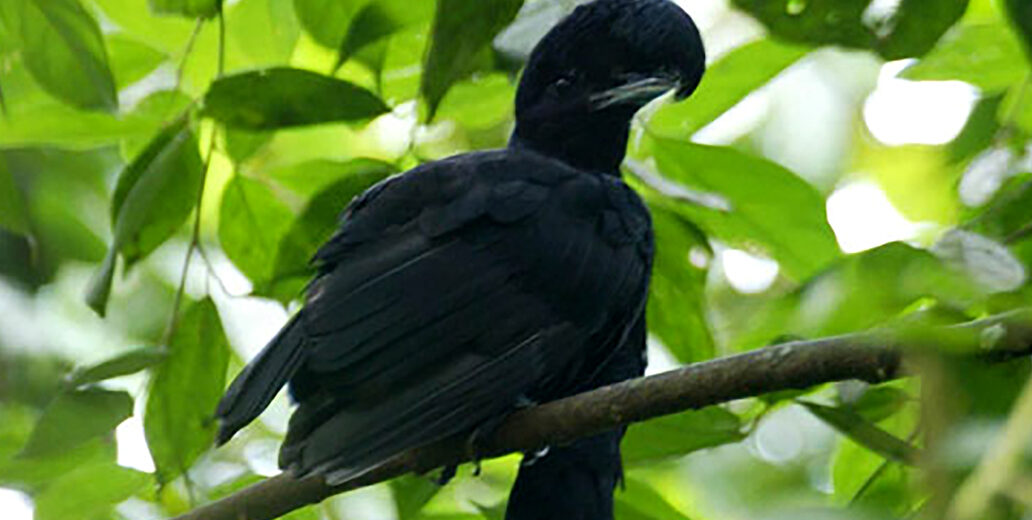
214 0 705 517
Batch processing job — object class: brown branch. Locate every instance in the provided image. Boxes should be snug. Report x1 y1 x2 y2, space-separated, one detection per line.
172 308 1032 520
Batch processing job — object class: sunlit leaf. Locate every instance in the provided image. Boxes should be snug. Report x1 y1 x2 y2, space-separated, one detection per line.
0 0 117 111
339 0 433 65
637 137 840 280
391 474 440 519
0 438 116 491
732 0 967 60
648 38 808 139
647 205 714 362
203 68 389 129
144 298 230 484
292 0 365 49
219 175 295 283
86 117 203 316
69 347 168 386
800 401 921 465
18 388 132 458
902 23 1030 92
107 34 167 89
622 407 745 464
34 462 150 520
615 477 691 520
149 0 221 19
421 0 522 119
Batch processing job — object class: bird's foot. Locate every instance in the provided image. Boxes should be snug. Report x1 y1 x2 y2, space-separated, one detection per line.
435 464 457 486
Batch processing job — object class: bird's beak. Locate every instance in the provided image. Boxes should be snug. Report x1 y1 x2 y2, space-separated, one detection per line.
589 76 680 110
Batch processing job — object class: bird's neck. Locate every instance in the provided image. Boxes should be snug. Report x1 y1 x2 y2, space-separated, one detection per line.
509 109 635 174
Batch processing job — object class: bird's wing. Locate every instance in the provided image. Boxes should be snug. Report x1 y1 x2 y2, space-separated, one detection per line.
277 150 651 481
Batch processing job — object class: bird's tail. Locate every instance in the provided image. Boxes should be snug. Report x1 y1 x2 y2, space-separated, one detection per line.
214 313 307 445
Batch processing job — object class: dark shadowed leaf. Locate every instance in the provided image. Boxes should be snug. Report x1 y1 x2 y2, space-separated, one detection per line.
148 0 221 19
1005 0 1032 58
34 462 150 520
0 0 117 111
800 401 921 465
639 137 840 280
648 38 808 139
421 0 523 119
18 388 132 458
69 347 168 386
260 159 396 301
86 117 203 316
219 175 296 283
647 205 714 362
622 406 745 465
144 298 230 484
732 0 967 60
203 68 389 129
0 157 29 235
841 385 911 424
902 23 1029 92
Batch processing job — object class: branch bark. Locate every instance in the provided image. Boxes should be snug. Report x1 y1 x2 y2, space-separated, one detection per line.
173 308 1032 520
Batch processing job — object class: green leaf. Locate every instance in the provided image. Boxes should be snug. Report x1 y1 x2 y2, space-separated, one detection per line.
0 438 116 491
799 401 921 465
219 175 295 283
292 0 365 49
434 73 515 129
730 242 980 350
638 137 840 280
0 157 30 235
148 0 221 19
144 298 230 484
1004 0 1032 59
34 462 150 520
69 347 168 386
391 474 441 519
260 159 396 301
622 407 745 465
0 0 118 111
18 388 133 458
647 205 714 362
902 23 1030 93
107 34 167 89
647 39 809 139
86 117 203 316
842 385 910 424
732 0 967 60
203 68 389 129
614 477 692 520
421 0 522 119
339 0 433 65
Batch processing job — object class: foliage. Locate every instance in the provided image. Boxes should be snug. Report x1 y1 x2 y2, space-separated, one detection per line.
0 0 1031 519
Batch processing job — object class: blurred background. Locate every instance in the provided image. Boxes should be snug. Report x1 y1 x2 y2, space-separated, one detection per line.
1 0 1032 518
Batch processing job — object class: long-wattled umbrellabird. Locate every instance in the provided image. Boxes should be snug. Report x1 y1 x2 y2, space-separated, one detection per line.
214 0 705 517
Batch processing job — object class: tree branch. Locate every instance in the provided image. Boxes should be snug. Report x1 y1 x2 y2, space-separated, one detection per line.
172 308 1032 520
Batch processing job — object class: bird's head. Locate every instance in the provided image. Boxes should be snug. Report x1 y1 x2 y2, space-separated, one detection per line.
511 0 705 172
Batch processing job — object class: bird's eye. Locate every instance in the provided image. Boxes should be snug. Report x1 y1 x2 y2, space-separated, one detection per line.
548 76 573 97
